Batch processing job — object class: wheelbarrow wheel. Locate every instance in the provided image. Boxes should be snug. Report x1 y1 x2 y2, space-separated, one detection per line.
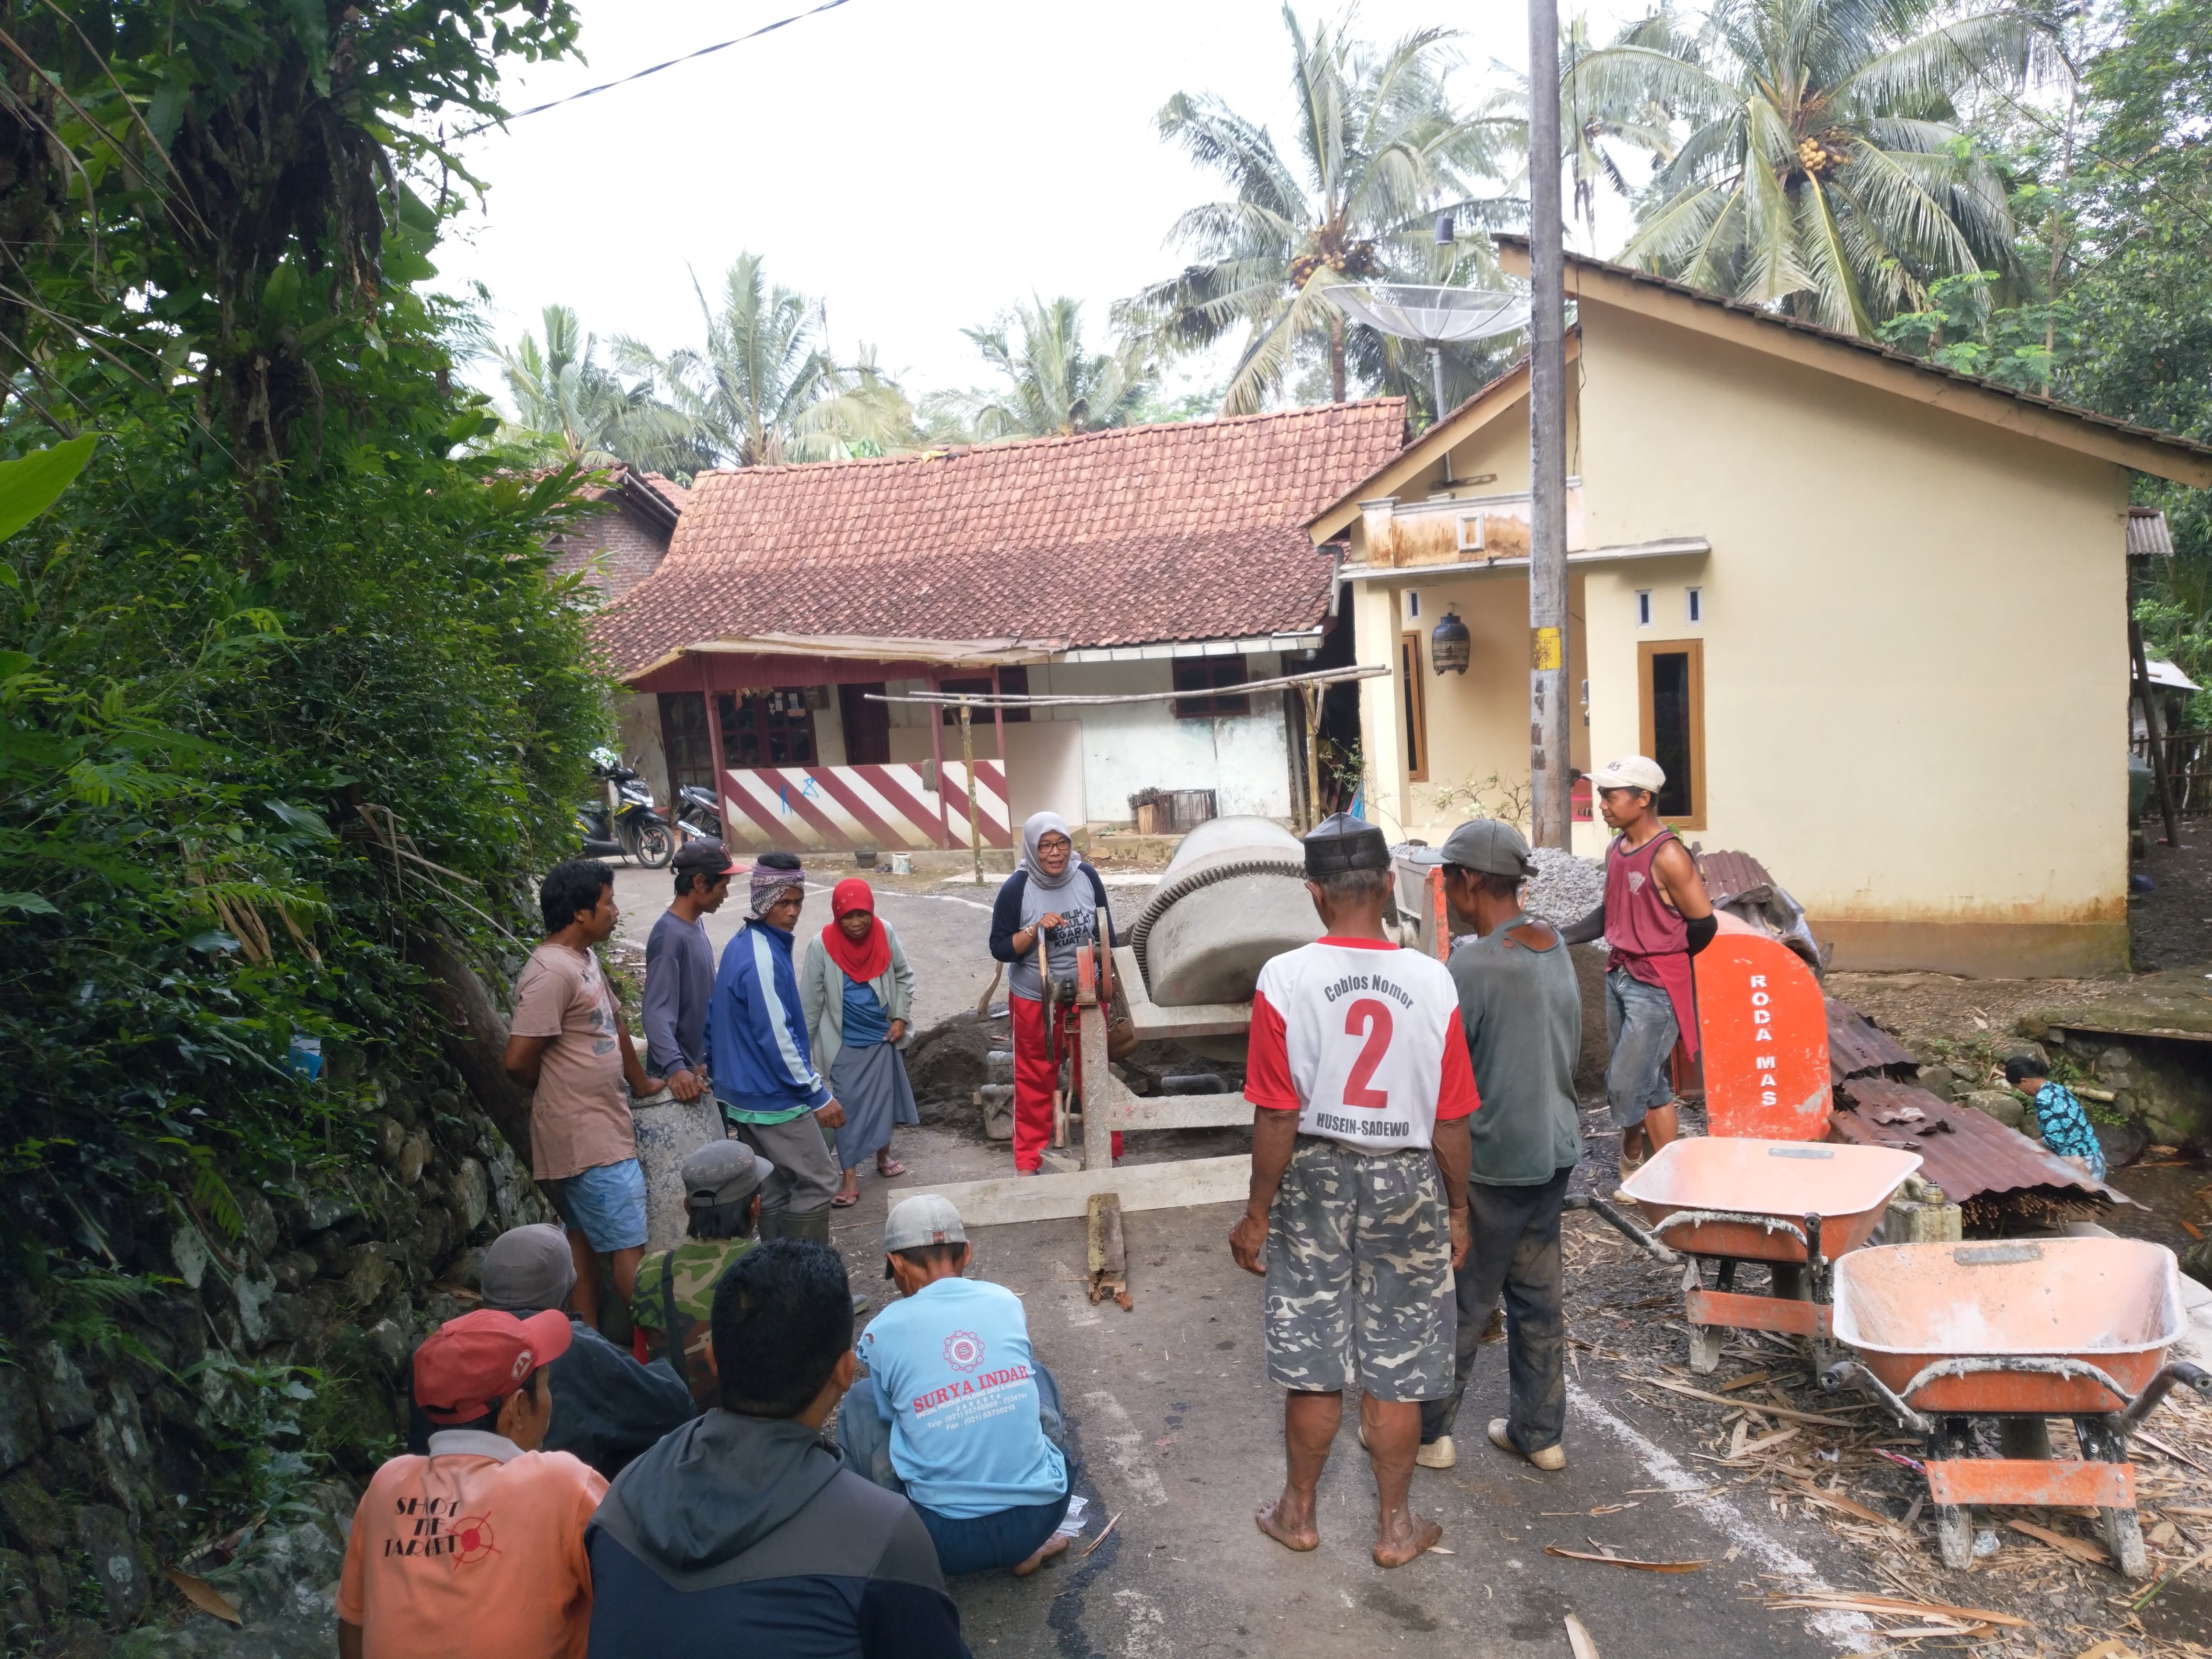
2102 1507 2149 1579
1935 1503 1974 1570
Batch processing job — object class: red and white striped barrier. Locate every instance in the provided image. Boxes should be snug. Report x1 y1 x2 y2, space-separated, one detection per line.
718 762 1012 852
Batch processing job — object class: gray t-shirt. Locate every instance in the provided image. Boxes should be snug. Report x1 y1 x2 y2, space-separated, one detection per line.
1009 869 1110 1002
643 908 714 1076
1449 911 1583 1185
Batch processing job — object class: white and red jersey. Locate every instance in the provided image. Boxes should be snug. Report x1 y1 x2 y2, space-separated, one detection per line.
1245 937 1479 1151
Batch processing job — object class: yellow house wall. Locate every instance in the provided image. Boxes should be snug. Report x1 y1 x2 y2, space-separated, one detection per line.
1567 299 2133 975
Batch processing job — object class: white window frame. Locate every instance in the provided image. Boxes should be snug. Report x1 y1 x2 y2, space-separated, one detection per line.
1686 586 1703 624
1636 589 1653 627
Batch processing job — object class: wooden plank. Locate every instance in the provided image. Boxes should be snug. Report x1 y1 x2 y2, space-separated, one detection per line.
1104 1092 1254 1131
910 1154 1253 1226
1926 1458 2133 1509
1685 1287 1832 1338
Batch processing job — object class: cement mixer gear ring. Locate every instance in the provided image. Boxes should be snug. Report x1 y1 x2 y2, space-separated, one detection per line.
1129 857 1310 989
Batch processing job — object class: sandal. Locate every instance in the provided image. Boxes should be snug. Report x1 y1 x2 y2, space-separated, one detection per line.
830 1188 861 1208
876 1157 907 1178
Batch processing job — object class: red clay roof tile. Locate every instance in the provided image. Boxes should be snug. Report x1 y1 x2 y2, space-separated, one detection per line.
593 400 1407 678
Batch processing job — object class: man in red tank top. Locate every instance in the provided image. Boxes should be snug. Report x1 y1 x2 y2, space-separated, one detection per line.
1560 757 1715 1196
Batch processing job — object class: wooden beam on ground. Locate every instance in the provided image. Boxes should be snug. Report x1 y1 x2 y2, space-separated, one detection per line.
1105 1092 1254 1131
911 1154 1252 1226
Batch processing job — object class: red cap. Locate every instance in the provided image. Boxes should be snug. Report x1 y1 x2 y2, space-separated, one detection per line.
412 1307 573 1425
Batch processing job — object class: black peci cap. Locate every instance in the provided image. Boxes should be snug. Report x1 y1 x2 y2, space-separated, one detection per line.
1303 812 1391 877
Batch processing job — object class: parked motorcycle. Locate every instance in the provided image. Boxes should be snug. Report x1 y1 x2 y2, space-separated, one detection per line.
673 782 723 844
576 750 675 867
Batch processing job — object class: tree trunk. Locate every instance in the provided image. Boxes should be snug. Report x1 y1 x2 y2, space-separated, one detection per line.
407 925 536 1168
1330 313 1346 404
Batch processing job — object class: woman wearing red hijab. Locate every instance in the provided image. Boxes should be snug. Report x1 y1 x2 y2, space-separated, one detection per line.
799 879 920 1206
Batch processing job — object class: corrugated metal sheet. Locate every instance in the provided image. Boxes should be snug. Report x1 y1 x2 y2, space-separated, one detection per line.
2129 506 2175 557
1833 1078 2126 1207
1696 849 1776 908
1827 998 1918 1082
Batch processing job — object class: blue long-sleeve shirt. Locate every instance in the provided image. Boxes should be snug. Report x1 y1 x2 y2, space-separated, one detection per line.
708 920 834 1125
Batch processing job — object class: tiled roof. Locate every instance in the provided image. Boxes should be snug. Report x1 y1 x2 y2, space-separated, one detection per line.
594 401 1408 679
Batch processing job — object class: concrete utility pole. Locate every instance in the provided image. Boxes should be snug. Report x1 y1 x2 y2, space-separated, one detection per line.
1527 0 1573 850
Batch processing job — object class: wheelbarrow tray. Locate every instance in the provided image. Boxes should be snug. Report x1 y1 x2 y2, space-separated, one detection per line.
1831 1239 2186 1415
1618 1137 1922 1263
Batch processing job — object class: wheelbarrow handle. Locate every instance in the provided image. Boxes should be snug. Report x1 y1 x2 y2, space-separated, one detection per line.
2115 1361 2212 1432
1821 1358 1933 1435
1568 1192 1682 1265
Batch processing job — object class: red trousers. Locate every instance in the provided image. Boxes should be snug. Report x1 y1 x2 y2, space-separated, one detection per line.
1011 993 1122 1171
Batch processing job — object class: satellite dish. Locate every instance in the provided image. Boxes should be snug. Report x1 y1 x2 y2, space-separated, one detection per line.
1332 284 1531 424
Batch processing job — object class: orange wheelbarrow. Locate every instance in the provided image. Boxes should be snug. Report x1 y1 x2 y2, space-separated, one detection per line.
1822 1238 2210 1577
1593 1138 1923 1374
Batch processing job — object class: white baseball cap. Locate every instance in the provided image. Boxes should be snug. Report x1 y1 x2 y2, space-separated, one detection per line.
1588 755 1665 793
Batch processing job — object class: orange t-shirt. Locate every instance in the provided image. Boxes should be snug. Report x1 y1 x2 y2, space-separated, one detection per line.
337 1433 608 1659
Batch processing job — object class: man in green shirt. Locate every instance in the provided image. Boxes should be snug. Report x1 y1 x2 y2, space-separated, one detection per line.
1417 819 1582 1475
631 1140 767 1409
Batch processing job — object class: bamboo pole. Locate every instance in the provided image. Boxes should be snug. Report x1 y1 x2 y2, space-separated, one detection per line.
959 698 982 884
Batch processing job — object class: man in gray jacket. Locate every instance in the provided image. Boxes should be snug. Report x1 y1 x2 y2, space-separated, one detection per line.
1417 819 1582 1475
645 839 737 1102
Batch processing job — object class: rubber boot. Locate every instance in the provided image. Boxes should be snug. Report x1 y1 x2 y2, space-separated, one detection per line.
755 1207 793 1241
784 1206 867 1312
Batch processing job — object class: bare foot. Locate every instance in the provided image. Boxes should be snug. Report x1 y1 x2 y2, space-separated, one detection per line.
1371 1514 1442 1569
1012 1532 1070 1576
1255 1499 1320 1553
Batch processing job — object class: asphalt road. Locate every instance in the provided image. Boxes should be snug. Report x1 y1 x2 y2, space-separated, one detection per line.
608 860 1874 1659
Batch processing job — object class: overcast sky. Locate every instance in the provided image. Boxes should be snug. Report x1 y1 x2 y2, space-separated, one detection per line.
437 0 1646 410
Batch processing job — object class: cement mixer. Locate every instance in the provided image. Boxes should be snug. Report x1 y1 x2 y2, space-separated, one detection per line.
1128 817 1321 1059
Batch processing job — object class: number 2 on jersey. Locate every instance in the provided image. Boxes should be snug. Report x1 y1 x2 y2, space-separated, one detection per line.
1342 998 1393 1108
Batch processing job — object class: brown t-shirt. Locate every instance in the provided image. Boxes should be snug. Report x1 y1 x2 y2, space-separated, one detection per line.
511 943 632 1180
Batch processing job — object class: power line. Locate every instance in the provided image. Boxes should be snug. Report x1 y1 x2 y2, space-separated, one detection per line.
456 0 857 137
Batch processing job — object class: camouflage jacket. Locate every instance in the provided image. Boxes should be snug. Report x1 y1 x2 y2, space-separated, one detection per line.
631 1236 754 1407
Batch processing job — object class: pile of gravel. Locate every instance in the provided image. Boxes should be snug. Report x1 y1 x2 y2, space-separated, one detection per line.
1522 845 1603 928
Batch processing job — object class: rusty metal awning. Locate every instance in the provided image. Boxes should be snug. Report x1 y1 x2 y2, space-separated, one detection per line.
1832 1078 2130 1208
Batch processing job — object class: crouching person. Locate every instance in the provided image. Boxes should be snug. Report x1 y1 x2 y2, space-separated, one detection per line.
841 1195 1072 1577
629 1140 768 1409
340 1309 605 1659
586 1239 972 1658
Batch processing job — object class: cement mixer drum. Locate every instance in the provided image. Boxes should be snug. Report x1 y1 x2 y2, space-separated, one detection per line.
1130 818 1319 1043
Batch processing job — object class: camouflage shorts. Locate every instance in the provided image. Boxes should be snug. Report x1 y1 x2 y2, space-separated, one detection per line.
1264 1137 1456 1403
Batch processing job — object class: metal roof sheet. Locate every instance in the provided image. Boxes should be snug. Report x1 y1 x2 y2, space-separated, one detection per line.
2129 506 2175 557
1833 1078 2127 1207
1695 849 1776 909
1827 999 1918 1082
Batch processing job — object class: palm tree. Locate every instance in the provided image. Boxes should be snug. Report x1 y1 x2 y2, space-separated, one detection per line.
495 305 704 474
1129 5 1521 413
1563 0 2039 336
934 297 1155 440
615 254 919 467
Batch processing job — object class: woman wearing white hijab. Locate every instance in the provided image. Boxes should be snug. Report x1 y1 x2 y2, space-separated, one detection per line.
987 811 1122 1173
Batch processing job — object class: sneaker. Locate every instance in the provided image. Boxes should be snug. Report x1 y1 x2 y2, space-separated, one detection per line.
1489 1418 1565 1472
1416 1435 1457 1470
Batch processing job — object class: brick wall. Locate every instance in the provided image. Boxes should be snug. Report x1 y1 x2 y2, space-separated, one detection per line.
547 497 672 607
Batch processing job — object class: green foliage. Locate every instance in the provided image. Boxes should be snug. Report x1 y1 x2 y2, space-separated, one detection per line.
186 1356 327 1526
1566 0 2037 336
612 255 923 467
494 306 709 477
1129 4 1522 411
931 297 1155 440
0 3 608 1391
1875 273 2058 389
